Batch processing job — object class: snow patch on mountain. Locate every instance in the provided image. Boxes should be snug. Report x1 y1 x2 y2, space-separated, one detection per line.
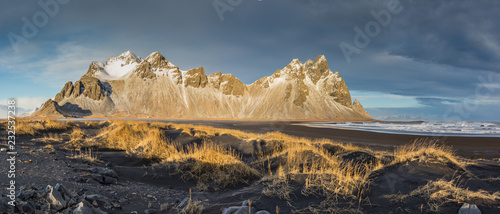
37 51 372 120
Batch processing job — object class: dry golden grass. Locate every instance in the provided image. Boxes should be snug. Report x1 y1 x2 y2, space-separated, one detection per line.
93 121 260 190
0 120 7 131
44 118 72 130
69 148 100 163
70 127 85 141
127 128 177 160
16 118 73 135
158 122 381 197
167 122 361 147
85 121 475 212
393 138 463 168
166 142 260 191
16 119 44 135
6 118 488 213
100 121 378 204
97 121 152 150
251 136 377 204
93 121 176 160
387 177 500 212
34 133 63 143
83 121 100 129
63 127 86 149
261 166 294 201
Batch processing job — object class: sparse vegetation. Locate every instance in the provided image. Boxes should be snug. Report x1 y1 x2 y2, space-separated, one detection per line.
387 177 500 212
127 128 177 160
393 138 463 168
35 132 63 143
83 120 100 129
87 120 478 212
68 148 100 163
261 168 294 201
166 142 260 191
94 121 177 160
179 199 204 214
16 118 73 135
14 119 493 213
70 127 85 142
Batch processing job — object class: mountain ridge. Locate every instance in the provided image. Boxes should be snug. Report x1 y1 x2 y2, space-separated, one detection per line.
33 51 372 120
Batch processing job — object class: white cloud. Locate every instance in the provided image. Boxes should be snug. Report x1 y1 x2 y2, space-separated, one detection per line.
0 42 116 87
0 97 48 110
350 90 423 108
37 42 114 83
0 104 31 118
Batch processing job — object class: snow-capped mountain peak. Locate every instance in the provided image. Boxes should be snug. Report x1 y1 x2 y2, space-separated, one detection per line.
49 51 371 120
107 50 142 65
121 50 141 60
90 51 143 80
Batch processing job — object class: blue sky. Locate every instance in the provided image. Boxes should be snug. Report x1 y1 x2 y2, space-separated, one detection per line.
1 0 499 121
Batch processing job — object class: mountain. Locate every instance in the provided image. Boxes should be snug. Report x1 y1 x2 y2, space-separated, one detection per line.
33 51 371 120
19 107 40 117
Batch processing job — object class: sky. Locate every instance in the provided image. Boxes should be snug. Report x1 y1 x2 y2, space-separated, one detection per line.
1 0 499 121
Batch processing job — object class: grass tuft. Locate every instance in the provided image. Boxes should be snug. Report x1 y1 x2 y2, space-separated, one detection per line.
68 148 100 163
393 138 463 168
167 142 260 191
179 200 204 214
387 177 500 212
15 118 73 135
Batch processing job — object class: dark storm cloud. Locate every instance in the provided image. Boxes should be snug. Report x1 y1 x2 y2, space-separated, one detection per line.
294 0 500 72
386 0 500 72
291 0 500 98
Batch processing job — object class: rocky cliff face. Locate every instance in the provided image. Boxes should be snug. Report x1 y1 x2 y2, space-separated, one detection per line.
33 51 371 120
32 100 68 118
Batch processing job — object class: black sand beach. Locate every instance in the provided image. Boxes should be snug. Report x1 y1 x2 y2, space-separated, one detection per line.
1 119 499 213
131 120 500 159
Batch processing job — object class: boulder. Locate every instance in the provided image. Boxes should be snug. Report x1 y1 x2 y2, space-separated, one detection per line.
90 167 118 178
85 194 110 203
86 178 102 186
55 183 74 199
91 174 104 183
73 201 93 214
45 185 68 210
234 206 256 214
458 203 482 214
16 200 36 213
102 175 118 184
222 206 241 214
73 201 107 214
